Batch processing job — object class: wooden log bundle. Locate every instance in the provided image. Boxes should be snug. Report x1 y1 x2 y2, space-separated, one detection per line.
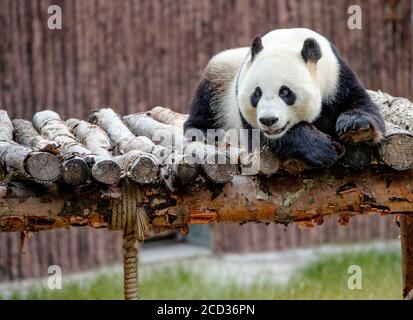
1 90 413 301
33 111 122 186
0 90 411 207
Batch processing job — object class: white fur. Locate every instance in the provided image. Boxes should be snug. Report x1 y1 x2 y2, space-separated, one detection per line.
203 28 340 138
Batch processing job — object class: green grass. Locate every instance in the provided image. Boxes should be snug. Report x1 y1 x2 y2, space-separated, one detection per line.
1 248 403 300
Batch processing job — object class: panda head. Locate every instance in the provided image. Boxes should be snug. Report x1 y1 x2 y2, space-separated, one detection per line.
237 35 323 139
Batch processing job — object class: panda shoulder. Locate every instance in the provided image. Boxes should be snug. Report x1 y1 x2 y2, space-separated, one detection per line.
204 47 249 81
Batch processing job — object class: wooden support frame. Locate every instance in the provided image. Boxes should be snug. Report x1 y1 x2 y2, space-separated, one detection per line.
2 90 413 299
401 215 413 299
2 166 413 299
1 167 413 233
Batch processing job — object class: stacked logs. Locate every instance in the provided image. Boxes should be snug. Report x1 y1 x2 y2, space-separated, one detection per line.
0 91 413 191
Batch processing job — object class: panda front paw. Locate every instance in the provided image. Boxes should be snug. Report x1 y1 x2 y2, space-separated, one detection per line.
336 111 383 144
299 136 339 167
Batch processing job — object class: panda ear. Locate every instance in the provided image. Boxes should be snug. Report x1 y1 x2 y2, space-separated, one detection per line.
301 38 322 64
251 35 263 62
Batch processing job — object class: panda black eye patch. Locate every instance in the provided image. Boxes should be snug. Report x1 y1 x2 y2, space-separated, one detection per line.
250 86 262 108
279 86 296 105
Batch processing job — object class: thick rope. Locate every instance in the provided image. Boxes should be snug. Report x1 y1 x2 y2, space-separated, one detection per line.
111 179 150 300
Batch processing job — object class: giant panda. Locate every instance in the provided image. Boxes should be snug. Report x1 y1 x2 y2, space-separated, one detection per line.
184 28 385 167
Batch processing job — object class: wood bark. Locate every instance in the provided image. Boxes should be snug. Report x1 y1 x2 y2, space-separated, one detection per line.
343 143 372 171
67 118 160 184
149 106 188 129
123 113 203 183
61 156 90 186
33 111 120 185
89 108 165 158
2 167 413 233
66 118 122 185
89 108 159 184
0 110 14 141
11 119 89 184
378 122 413 170
401 215 413 299
0 142 62 183
12 119 60 154
369 90 413 131
0 111 61 182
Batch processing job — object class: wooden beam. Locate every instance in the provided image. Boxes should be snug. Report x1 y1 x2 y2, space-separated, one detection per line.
1 167 413 233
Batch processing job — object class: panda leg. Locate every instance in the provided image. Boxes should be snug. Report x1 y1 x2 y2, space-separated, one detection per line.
335 109 385 144
272 122 339 167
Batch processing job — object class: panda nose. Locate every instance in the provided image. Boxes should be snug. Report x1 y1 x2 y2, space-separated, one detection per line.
259 117 279 127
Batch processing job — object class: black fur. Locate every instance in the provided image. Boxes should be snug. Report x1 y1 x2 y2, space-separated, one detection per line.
240 113 337 166
250 87 262 108
301 38 322 63
279 86 296 106
251 36 263 62
184 78 218 136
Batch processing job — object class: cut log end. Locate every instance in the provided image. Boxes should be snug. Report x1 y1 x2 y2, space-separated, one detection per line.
379 134 413 170
258 148 280 176
62 156 90 186
175 162 199 184
128 155 158 184
344 143 372 171
202 158 234 184
91 159 122 185
170 153 199 184
24 152 62 182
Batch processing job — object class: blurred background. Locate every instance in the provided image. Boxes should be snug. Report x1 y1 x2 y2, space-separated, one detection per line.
0 0 411 299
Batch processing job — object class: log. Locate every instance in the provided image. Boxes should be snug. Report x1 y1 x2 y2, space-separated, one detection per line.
89 108 159 184
0 110 14 141
1 167 413 233
66 118 123 184
149 106 188 129
123 112 185 150
378 122 413 170
401 215 413 299
67 118 161 184
0 142 62 183
89 108 165 158
0 182 111 232
12 119 60 154
368 90 413 131
343 143 372 171
184 140 234 183
66 118 116 156
114 150 158 184
123 113 200 183
0 111 61 183
61 156 90 186
33 111 120 185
